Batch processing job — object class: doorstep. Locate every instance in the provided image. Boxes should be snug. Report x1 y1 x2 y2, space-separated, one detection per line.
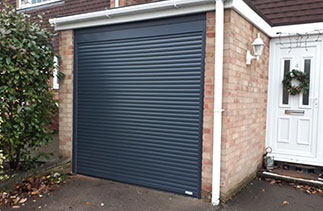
258 162 323 188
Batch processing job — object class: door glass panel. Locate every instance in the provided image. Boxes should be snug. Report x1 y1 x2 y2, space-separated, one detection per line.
302 59 311 106
282 60 290 105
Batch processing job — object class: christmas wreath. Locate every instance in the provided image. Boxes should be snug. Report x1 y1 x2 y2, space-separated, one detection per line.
282 69 310 96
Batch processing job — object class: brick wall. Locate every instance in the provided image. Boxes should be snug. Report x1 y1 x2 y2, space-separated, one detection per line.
58 30 74 158
201 11 215 200
220 9 269 201
201 9 269 201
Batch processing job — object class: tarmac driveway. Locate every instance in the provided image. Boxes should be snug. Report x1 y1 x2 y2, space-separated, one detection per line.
15 175 218 211
5 175 323 211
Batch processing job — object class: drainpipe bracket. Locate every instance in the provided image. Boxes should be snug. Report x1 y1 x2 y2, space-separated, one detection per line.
173 0 179 8
106 9 111 18
214 109 224 113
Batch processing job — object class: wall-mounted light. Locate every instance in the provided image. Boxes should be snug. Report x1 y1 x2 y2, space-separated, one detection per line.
246 33 265 65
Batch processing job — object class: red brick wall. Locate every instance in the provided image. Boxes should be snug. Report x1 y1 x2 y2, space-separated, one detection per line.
201 11 215 200
220 9 269 201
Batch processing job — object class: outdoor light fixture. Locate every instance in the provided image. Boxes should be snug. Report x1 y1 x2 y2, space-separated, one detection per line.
246 33 265 65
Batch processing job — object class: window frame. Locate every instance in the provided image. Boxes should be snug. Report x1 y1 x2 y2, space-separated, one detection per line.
281 59 291 106
299 57 313 108
279 57 292 108
18 0 62 9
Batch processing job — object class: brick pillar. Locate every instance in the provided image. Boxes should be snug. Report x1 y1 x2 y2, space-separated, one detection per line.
201 11 215 200
58 30 74 158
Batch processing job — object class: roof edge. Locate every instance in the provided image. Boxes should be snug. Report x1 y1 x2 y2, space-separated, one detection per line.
49 0 216 31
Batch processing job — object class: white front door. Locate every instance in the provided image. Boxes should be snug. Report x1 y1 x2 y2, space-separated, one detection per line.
267 36 323 166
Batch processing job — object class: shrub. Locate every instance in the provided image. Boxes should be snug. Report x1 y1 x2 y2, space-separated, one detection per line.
0 5 58 170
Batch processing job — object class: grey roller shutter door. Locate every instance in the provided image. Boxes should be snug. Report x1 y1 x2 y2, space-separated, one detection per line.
74 14 206 198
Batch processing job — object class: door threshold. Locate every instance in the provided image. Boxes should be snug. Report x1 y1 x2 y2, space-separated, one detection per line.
258 171 323 189
258 161 323 188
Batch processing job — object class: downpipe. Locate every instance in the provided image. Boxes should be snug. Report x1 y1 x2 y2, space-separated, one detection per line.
212 0 225 206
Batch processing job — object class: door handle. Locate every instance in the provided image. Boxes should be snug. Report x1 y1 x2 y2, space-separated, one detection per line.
310 95 319 107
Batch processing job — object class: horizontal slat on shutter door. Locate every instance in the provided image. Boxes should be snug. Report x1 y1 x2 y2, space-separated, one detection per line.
74 14 206 198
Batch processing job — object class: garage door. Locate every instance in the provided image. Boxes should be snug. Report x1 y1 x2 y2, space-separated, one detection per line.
73 14 206 198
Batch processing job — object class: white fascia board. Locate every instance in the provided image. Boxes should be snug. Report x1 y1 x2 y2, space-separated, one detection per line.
225 0 272 37
50 0 216 31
